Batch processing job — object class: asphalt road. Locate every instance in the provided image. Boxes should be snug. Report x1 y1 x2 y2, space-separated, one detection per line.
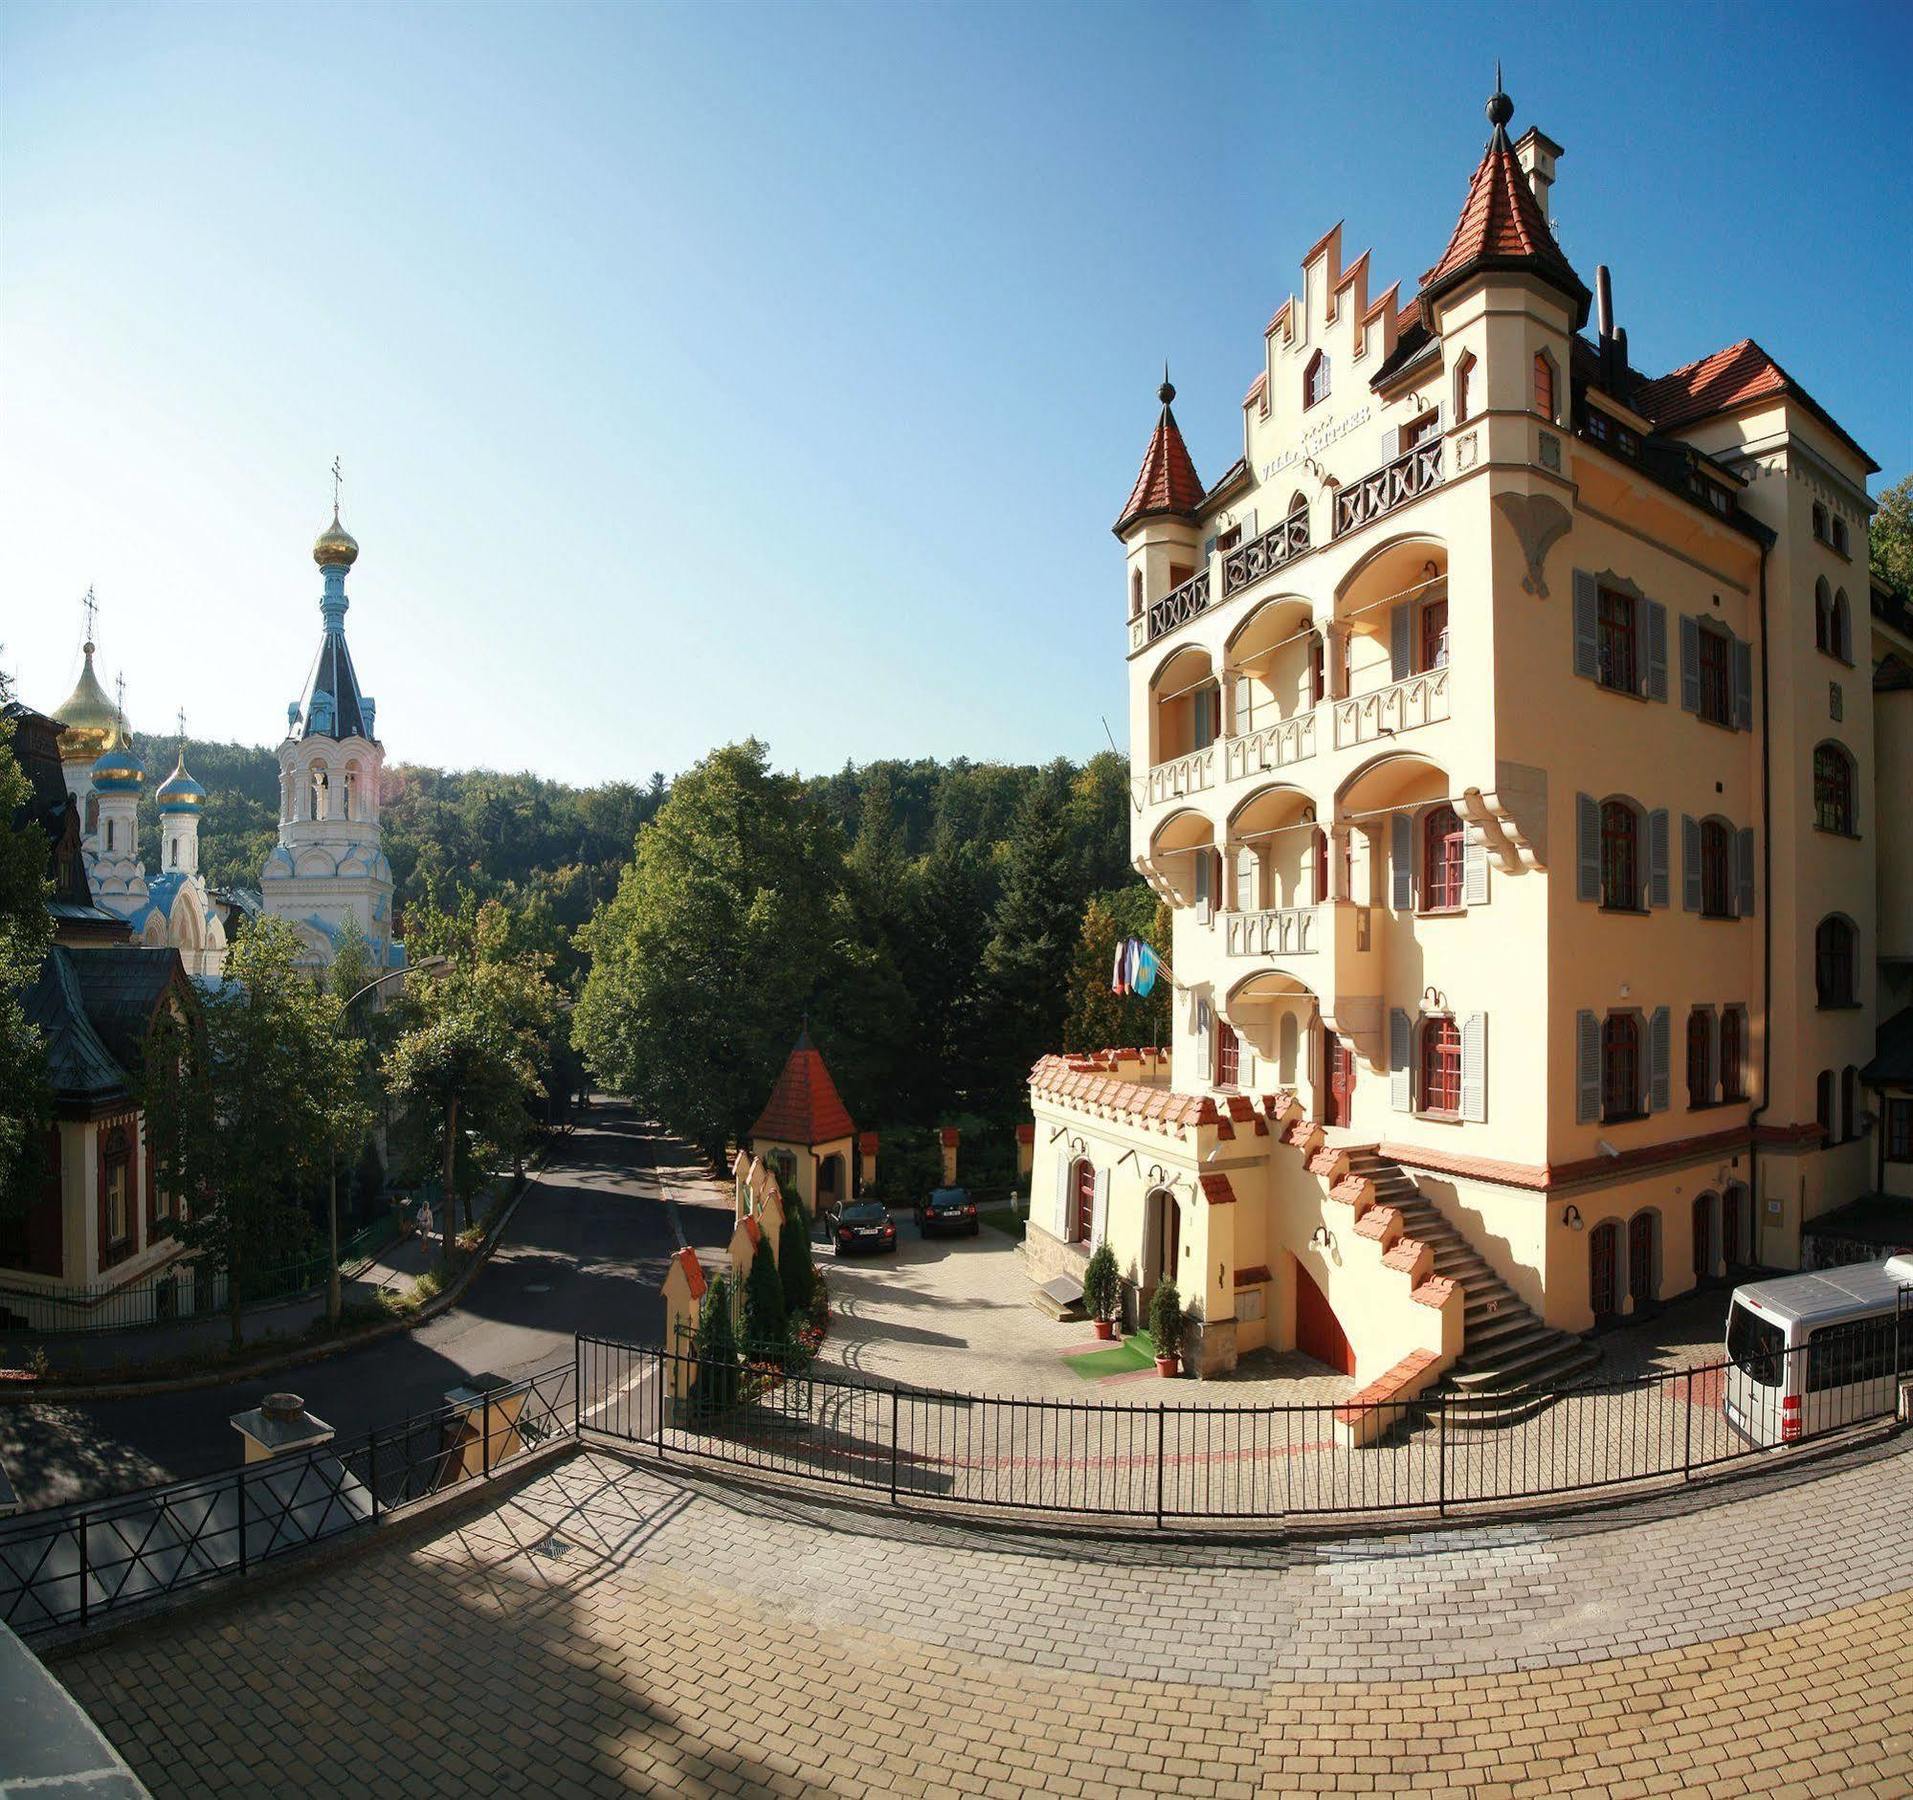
0 1102 736 1512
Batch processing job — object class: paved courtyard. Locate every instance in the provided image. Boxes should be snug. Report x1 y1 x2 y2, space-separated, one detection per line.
49 1436 1913 1796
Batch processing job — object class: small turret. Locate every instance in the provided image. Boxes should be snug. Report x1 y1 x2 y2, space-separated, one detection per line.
156 746 206 877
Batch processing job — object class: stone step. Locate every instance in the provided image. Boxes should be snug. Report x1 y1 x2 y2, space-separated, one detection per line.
1449 1333 1600 1391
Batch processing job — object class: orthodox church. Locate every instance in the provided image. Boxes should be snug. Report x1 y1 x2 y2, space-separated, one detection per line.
259 505 404 977
48 631 228 978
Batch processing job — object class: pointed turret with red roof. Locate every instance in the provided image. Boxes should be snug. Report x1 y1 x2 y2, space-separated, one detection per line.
1420 71 1590 327
1113 371 1206 537
749 1026 858 1216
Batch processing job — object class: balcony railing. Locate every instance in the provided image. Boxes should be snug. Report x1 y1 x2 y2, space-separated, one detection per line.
1225 904 1320 959
1146 567 1213 644
1223 712 1318 782
1136 743 1218 811
1331 665 1450 749
1332 441 1443 539
1221 512 1310 600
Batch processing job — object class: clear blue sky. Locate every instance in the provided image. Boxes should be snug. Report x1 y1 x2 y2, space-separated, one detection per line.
4 0 1908 788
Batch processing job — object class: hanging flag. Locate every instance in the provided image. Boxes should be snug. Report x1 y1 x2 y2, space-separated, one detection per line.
1124 938 1141 991
1110 938 1127 995
1133 942 1161 997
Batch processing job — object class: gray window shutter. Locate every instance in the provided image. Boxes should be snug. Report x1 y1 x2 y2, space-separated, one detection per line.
1462 833 1489 906
1736 826 1755 917
1701 1009 1716 1103
1732 637 1753 730
1645 600 1668 701
1391 812 1413 910
1091 1168 1110 1245
1681 814 1701 911
1194 848 1212 922
1648 1006 1672 1113
1380 424 1401 463
1052 1156 1071 1238
1647 809 1670 909
1460 1013 1487 1123
1202 533 1218 561
1390 605 1411 681
1572 571 1598 679
1193 690 1215 750
1576 793 1600 902
1389 1009 1412 1112
1576 1011 1601 1123
1679 614 1701 713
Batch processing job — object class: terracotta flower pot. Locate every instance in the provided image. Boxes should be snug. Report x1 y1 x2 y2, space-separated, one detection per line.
1156 1354 1180 1378
1093 1318 1115 1340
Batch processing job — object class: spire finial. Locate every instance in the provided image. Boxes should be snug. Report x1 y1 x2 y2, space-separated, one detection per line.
176 706 188 753
114 672 127 733
331 454 343 519
1486 63 1514 139
81 585 98 654
1158 361 1176 407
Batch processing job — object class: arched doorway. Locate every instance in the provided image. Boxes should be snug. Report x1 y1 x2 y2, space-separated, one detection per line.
815 1152 843 1214
1070 1158 1095 1245
1149 1188 1180 1288
1628 1211 1659 1314
1722 1184 1751 1268
1293 1255 1354 1375
1691 1192 1718 1286
1589 1220 1621 1324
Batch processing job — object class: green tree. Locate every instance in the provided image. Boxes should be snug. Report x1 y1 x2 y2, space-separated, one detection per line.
0 682 54 1217
140 917 364 1349
1063 885 1171 1053
742 1236 787 1350
385 898 561 1263
1872 473 1913 597
777 1192 815 1317
691 1272 741 1413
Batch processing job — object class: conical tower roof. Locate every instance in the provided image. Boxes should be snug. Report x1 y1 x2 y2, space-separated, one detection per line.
750 1028 856 1146
1113 375 1205 537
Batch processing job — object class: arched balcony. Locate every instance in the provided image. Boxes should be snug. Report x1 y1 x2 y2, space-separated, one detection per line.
1139 645 1222 812
1144 807 1217 910
1329 538 1451 752
1222 595 1321 781
1224 783 1323 962
1221 967 1318 1097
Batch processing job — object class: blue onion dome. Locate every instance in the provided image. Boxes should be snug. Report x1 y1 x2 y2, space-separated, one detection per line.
156 750 207 812
91 742 144 791
313 506 359 569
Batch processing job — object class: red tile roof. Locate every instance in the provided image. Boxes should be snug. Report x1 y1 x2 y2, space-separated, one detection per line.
1421 129 1588 324
672 1246 707 1302
1114 383 1205 536
1631 338 1878 473
1197 1171 1238 1207
750 1030 855 1145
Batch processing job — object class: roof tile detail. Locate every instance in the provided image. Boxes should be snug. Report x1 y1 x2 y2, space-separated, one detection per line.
1421 131 1588 322
750 1031 855 1146
1197 1171 1238 1207
1114 395 1205 535
1630 338 1878 472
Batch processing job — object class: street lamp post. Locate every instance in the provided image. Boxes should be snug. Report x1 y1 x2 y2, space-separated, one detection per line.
328 956 451 1324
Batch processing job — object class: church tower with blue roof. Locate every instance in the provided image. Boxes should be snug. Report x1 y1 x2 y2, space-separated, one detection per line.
260 503 403 977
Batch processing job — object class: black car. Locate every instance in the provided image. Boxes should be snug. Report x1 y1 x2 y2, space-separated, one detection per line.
829 1200 898 1256
916 1186 979 1238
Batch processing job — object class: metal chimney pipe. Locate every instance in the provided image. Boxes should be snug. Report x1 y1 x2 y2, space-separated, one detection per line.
1595 266 1614 343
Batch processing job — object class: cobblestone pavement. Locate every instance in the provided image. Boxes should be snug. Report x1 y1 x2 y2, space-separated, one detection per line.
52 1440 1913 1796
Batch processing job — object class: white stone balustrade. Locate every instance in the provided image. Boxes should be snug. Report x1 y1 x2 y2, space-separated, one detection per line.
1224 904 1320 959
1331 665 1451 750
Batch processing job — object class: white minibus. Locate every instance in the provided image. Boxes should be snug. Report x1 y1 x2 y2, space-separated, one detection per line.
1723 1255 1913 1448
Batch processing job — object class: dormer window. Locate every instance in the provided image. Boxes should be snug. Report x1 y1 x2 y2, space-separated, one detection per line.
1304 351 1330 410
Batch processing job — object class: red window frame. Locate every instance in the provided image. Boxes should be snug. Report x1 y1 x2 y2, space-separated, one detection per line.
1814 745 1853 834
1533 352 1555 420
1599 801 1639 911
1686 1010 1712 1109
1307 632 1325 705
1420 1017 1461 1116
1697 626 1731 726
1700 820 1732 917
1719 1010 1744 1102
1602 1014 1641 1122
1213 1021 1240 1089
1816 917 1855 1007
1071 1159 1095 1245
1596 587 1637 694
1419 597 1449 672
1422 805 1465 911
1401 409 1440 450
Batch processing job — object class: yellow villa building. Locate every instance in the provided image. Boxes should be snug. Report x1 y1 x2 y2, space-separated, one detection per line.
1026 81 1912 1401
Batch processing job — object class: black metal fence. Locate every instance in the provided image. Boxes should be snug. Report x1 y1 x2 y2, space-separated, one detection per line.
576 1315 1909 1525
0 1360 575 1638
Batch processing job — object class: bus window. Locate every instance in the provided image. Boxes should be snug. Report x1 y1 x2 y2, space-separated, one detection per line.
1806 1316 1898 1392
1726 1303 1783 1387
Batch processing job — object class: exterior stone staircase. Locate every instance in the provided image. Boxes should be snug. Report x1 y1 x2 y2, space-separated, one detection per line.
1342 1149 1599 1424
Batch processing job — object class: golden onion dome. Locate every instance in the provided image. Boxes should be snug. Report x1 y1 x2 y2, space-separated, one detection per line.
155 750 207 812
53 643 130 764
313 507 359 569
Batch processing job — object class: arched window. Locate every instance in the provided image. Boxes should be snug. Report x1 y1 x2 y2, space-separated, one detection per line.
1686 1009 1713 1109
84 794 99 835
1815 577 1834 653
1816 1069 1835 1139
310 762 329 822
1816 916 1856 1008
1602 1014 1641 1122
1722 1184 1749 1266
1454 351 1476 425
1832 516 1850 556
1304 350 1330 410
1130 569 1143 620
1699 818 1732 917
1692 1192 1719 1283
1422 804 1465 911
1421 1016 1462 1115
1811 501 1829 544
1306 628 1325 704
1841 1065 1859 1143
1831 588 1851 661
1719 1008 1744 1102
1589 1219 1621 1321
1070 1158 1095 1244
1597 583 1639 693
104 818 115 853
1599 800 1640 911
168 839 178 868
1813 743 1855 834
1533 351 1556 421
343 762 360 822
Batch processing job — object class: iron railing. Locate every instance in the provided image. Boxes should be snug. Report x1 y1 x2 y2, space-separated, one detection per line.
576 1311 1907 1525
0 1359 575 1637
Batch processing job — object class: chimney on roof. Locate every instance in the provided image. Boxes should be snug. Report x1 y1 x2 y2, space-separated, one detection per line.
1594 265 1631 403
1513 126 1562 222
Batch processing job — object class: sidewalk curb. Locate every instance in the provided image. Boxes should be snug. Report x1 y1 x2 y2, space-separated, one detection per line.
1 1137 567 1406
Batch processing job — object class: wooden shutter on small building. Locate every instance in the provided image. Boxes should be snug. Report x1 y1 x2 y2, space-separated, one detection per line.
1389 1009 1413 1112
1460 1013 1487 1122
1682 815 1702 911
1576 1011 1601 1123
1648 1007 1672 1113
1644 600 1668 701
1735 827 1756 917
1679 614 1702 713
1091 1168 1110 1246
1391 812 1414 911
1572 571 1598 679
1052 1155 1072 1239
1576 794 1600 902
1647 809 1670 909
1462 833 1489 907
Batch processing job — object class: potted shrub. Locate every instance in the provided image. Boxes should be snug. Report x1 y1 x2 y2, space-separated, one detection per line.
1082 1242 1121 1339
1148 1279 1186 1377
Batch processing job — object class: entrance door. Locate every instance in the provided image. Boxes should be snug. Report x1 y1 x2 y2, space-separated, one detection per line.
1324 1039 1355 1129
1155 1190 1179 1287
1073 1159 1095 1245
1723 1186 1745 1267
1628 1213 1657 1312
1293 1256 1355 1375
1692 1193 1718 1285
1589 1221 1620 1322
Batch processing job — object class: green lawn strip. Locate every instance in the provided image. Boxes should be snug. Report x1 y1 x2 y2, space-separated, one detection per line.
1063 1329 1157 1380
978 1207 1025 1240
